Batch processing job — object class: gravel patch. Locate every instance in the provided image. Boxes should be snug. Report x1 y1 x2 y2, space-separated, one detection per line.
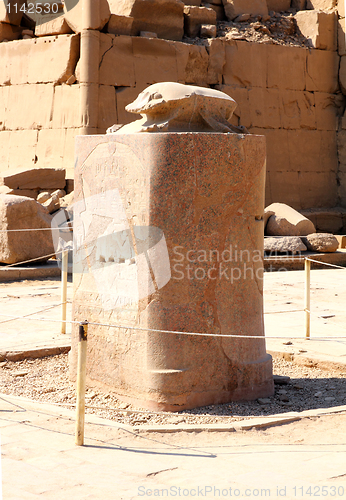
0 354 345 426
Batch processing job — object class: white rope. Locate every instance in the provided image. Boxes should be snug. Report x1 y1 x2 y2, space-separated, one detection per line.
0 250 62 268
0 312 345 339
0 303 63 325
0 226 72 232
305 257 346 270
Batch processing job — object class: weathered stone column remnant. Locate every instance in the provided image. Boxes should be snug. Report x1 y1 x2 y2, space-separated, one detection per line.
71 82 274 411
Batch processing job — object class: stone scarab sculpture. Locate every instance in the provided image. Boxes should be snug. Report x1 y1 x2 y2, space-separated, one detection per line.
107 82 248 134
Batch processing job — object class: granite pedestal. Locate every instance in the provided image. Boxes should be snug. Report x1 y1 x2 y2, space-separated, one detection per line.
71 132 274 411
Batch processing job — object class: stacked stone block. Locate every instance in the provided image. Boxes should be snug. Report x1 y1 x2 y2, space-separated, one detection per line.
0 0 345 210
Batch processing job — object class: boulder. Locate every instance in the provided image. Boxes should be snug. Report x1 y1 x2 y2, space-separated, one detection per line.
183 6 216 37
0 168 66 191
0 195 54 264
264 236 307 254
302 233 339 253
222 0 268 21
108 0 185 41
265 203 316 236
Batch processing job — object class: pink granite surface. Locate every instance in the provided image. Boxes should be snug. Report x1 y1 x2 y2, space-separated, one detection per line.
71 132 274 411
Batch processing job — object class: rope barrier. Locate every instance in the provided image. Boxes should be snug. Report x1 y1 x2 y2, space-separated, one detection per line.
0 250 63 268
0 312 345 339
305 257 346 270
0 226 72 232
0 303 64 325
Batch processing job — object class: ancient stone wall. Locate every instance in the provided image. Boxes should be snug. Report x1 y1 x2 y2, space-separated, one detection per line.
0 0 345 211
0 34 80 177
97 35 341 210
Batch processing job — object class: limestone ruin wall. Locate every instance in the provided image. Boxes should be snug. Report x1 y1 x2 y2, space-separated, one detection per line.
0 0 345 214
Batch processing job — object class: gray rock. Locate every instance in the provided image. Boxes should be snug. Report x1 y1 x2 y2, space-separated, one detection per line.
257 398 271 405
302 233 339 253
264 236 307 254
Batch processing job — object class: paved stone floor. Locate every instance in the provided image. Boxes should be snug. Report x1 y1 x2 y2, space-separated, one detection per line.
0 268 345 499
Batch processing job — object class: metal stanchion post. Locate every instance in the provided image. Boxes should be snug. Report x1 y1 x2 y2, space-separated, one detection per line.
61 249 68 334
305 258 311 339
75 321 88 446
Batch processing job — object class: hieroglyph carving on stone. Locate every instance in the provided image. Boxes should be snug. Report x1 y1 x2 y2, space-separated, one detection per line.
108 82 245 134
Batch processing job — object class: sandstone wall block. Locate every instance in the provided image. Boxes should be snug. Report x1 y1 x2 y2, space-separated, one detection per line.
222 0 268 20
0 35 80 85
279 90 316 130
35 16 73 37
109 0 184 41
339 55 346 93
0 1 26 25
292 0 306 9
314 92 341 130
202 2 226 21
302 233 339 252
64 0 110 33
266 0 291 12
264 236 307 254
35 129 67 170
99 34 135 87
306 0 336 10
301 208 346 232
224 40 267 88
267 44 306 91
133 37 179 85
306 49 339 93
52 84 81 129
206 38 225 84
337 17 346 56
295 10 337 51
98 85 117 133
183 6 216 37
6 84 54 130
265 203 316 235
0 167 65 190
0 194 54 265
0 21 22 41
107 14 134 35
7 130 38 171
216 84 251 127
176 42 209 85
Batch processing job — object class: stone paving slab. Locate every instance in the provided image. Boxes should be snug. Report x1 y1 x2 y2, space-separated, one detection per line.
0 394 345 500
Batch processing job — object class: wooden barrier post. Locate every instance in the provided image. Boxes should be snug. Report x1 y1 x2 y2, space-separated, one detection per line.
305 258 311 339
75 321 88 446
61 249 68 334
